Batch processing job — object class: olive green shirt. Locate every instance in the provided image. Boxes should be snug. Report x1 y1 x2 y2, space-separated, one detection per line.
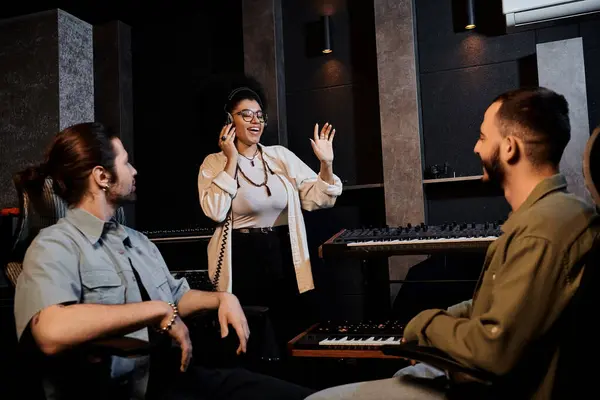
14 208 190 399
403 174 600 398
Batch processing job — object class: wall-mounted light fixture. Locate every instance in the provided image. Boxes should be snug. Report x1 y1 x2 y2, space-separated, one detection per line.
322 15 332 54
465 0 476 30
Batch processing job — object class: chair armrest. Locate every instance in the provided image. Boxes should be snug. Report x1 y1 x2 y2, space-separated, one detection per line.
86 337 156 358
381 341 496 385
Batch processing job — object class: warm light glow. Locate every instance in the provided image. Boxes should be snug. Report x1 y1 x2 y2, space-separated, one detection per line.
320 59 345 86
322 48 332 54
465 24 476 29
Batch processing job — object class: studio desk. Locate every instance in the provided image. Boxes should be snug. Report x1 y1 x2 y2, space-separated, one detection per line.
289 222 502 359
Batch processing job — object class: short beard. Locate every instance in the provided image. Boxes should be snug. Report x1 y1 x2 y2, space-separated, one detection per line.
481 147 506 187
115 192 137 205
107 190 136 207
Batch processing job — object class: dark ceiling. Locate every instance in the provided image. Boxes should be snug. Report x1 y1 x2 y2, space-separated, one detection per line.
0 1 241 26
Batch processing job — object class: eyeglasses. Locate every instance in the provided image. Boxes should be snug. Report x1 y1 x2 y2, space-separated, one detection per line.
233 109 266 123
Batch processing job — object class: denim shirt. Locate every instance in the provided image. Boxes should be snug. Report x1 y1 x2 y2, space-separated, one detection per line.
14 207 190 399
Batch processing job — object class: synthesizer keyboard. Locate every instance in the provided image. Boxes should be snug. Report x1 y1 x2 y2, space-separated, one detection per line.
319 222 503 258
142 227 214 243
171 270 214 291
289 320 405 359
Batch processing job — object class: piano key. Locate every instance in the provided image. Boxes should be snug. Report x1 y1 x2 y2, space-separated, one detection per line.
318 336 402 347
346 236 498 247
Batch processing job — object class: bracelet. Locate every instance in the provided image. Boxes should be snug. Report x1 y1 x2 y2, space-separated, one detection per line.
157 302 179 334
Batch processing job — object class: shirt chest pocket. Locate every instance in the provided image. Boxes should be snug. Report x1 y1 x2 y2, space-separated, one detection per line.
151 272 173 302
81 269 126 305
133 250 173 302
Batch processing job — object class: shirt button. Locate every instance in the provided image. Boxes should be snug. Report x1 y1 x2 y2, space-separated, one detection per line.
132 276 136 282
492 273 496 280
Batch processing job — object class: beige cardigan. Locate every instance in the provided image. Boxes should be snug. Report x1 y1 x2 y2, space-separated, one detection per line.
198 144 343 293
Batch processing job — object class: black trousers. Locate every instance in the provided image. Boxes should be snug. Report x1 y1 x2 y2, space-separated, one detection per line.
231 226 314 353
147 349 314 400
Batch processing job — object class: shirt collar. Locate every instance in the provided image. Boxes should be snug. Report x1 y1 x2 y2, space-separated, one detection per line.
65 208 128 245
501 174 568 232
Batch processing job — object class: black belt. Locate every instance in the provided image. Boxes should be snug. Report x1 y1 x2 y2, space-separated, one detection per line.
233 226 288 234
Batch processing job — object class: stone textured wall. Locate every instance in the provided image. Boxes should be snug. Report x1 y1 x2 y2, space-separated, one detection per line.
537 38 592 204
374 0 426 284
0 10 93 208
58 10 94 130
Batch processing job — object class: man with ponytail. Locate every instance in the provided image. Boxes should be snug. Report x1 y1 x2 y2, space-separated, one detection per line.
13 122 313 400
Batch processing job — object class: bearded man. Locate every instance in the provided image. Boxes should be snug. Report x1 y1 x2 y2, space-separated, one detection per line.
306 87 600 400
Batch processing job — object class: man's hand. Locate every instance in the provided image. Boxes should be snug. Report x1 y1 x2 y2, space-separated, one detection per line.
217 293 250 355
159 308 193 372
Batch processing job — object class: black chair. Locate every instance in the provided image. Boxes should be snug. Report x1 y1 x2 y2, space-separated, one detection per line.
382 127 600 398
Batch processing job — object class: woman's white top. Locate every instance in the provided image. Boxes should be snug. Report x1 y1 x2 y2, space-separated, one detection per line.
232 154 288 229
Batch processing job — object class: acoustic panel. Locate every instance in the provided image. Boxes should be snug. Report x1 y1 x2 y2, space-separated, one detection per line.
0 10 94 209
57 10 94 130
420 61 522 176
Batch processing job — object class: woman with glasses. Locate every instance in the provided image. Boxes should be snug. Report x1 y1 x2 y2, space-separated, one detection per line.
197 84 343 357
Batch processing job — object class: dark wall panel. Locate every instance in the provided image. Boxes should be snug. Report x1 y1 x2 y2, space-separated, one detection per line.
581 18 600 49
131 4 244 231
426 187 510 225
288 86 380 185
536 23 580 43
582 19 600 129
283 0 383 187
287 84 383 186
94 21 136 227
287 85 356 185
283 1 354 92
586 47 600 130
415 0 600 226
420 61 521 175
415 0 535 73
